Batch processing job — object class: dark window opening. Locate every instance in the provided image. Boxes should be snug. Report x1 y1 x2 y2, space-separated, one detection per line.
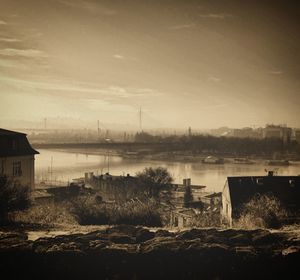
256 178 264 185
289 180 295 187
13 161 22 177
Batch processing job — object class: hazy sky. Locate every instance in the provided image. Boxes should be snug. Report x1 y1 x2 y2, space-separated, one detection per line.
0 0 299 129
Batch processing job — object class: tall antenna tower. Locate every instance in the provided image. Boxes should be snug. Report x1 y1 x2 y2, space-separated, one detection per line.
139 107 142 131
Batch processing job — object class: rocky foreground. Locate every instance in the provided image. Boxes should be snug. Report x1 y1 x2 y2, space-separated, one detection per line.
1 225 300 279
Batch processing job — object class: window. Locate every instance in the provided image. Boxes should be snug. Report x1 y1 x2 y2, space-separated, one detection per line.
289 180 295 188
13 161 22 177
256 178 264 186
226 203 229 214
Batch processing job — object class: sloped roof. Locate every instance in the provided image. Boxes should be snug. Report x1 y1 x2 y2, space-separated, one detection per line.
227 176 300 218
0 128 26 136
0 128 39 157
203 192 222 199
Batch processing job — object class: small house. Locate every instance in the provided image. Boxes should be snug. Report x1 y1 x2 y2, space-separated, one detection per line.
222 174 300 226
0 128 39 189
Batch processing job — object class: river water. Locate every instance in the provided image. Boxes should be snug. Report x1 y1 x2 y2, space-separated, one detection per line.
35 149 300 192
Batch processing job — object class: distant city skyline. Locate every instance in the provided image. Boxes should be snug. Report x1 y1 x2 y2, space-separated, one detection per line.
0 0 299 129
0 116 298 133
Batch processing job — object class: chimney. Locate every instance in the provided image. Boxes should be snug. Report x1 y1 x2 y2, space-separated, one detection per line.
84 172 89 182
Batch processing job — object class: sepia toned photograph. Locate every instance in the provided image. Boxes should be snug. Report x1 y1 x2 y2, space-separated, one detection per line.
0 0 299 279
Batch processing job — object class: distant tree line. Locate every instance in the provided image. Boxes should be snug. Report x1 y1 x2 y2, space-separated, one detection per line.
135 132 300 156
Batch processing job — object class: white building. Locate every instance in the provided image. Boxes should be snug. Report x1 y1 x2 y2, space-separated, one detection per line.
0 129 39 189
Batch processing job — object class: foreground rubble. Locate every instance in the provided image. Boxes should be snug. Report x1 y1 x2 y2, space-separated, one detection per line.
0 225 299 279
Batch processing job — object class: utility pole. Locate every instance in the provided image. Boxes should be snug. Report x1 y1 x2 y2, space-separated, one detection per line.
107 150 110 174
44 118 47 130
49 156 53 183
97 120 100 141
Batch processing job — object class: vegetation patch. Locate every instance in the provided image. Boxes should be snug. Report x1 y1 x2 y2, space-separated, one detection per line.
0 176 30 224
235 194 288 229
12 202 76 227
70 195 162 227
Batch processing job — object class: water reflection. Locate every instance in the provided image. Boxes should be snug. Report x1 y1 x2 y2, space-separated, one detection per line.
35 149 300 192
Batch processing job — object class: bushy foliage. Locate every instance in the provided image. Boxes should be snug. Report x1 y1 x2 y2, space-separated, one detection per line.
190 212 221 228
70 195 110 225
70 195 162 226
236 194 288 229
0 177 30 222
12 202 76 226
136 167 173 198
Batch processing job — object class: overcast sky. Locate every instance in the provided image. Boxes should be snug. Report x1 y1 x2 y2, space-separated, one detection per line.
0 0 299 129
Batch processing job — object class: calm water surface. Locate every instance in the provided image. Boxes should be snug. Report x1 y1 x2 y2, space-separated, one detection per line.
35 149 300 192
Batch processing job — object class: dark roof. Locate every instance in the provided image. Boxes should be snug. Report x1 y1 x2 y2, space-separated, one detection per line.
226 176 300 218
0 128 26 136
204 192 222 198
0 128 39 157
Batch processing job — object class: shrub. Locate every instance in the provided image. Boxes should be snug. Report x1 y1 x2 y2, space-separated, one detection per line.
70 195 110 225
0 177 30 223
110 200 162 226
136 167 173 198
236 193 288 229
70 195 162 227
12 202 76 226
190 212 221 228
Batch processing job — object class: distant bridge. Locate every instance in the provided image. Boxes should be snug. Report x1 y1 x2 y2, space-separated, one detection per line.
32 142 174 151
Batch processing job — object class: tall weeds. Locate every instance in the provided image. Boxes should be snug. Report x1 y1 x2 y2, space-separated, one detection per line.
236 194 288 229
70 195 162 227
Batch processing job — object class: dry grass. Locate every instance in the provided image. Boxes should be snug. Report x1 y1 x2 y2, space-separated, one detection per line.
190 212 221 228
70 195 162 226
235 194 288 229
12 202 77 227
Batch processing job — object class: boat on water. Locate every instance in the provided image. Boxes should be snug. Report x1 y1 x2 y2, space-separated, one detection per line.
202 156 224 164
267 160 290 166
233 158 255 164
122 151 140 159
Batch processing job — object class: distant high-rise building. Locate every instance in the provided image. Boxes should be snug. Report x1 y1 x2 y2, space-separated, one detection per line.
263 124 292 144
295 130 300 144
232 127 262 139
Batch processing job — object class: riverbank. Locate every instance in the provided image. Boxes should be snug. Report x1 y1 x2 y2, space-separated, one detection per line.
1 224 300 279
32 140 300 162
